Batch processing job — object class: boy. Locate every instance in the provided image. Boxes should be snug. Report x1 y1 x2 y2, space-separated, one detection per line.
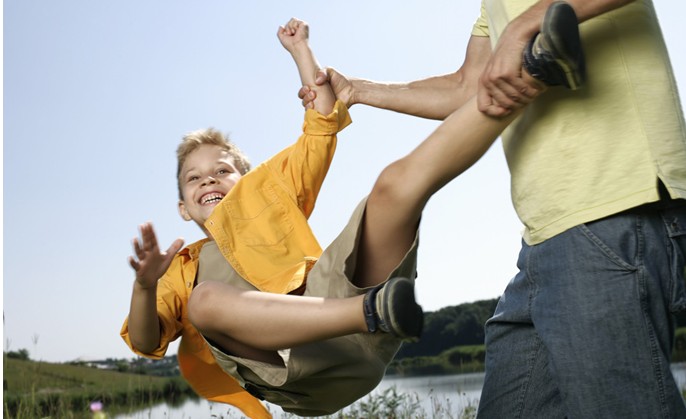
122 6 582 418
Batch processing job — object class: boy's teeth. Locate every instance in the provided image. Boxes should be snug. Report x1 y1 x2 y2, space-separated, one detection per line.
202 194 223 204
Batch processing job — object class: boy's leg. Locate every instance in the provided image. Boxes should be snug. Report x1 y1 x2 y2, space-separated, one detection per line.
189 280 367 362
188 274 422 362
353 97 517 289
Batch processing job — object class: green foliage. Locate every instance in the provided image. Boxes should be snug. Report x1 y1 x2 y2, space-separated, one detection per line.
397 299 498 359
388 345 485 376
5 349 30 361
395 301 686 373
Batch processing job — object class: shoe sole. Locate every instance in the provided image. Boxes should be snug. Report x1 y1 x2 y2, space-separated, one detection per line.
537 1 585 89
380 277 423 341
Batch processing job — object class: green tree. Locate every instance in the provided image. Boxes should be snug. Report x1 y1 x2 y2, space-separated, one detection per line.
5 348 30 361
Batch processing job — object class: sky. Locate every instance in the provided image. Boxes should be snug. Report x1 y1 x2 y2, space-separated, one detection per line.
4 1 686 363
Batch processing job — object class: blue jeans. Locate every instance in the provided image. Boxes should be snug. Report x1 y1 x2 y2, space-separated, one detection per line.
477 198 686 419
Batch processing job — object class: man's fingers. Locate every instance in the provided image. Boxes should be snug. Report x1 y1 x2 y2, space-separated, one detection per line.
315 69 330 85
477 87 512 117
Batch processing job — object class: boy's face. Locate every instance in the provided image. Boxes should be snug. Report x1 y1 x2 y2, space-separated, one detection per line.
178 144 243 228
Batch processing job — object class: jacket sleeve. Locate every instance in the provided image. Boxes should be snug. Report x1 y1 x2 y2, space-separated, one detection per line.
265 100 352 218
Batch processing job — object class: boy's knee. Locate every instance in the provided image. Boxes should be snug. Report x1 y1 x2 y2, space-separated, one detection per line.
371 160 415 204
188 282 216 331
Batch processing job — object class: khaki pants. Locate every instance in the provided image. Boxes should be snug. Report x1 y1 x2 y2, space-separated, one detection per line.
207 197 420 416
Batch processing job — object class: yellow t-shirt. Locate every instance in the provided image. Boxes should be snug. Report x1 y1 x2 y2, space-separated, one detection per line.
473 0 686 244
120 101 351 419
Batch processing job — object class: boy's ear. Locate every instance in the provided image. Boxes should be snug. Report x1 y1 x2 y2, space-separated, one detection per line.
178 201 192 221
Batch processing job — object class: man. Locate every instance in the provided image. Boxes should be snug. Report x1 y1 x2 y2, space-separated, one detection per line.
302 1 686 417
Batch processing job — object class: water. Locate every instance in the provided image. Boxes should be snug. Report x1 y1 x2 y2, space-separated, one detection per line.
112 373 482 418
115 364 686 418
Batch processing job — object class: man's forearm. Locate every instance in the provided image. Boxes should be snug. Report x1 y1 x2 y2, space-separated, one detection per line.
351 34 492 120
351 73 475 120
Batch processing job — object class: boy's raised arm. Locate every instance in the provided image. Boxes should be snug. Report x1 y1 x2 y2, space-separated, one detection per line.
278 18 335 115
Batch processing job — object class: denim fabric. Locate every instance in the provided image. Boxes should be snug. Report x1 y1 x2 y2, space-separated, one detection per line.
477 199 686 419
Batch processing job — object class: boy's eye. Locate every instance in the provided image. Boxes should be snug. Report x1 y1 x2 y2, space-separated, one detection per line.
187 175 199 182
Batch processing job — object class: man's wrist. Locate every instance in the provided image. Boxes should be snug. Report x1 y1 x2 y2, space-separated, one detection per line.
348 78 368 106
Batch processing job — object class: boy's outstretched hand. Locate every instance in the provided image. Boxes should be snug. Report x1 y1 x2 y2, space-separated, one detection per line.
277 18 310 54
128 222 184 289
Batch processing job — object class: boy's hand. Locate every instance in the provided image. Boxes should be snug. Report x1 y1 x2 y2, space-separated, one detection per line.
277 18 310 54
128 222 184 289
298 67 354 109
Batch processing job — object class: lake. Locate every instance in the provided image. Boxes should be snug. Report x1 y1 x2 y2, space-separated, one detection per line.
114 364 686 418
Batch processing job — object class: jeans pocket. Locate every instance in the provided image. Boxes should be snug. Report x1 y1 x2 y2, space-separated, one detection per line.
579 214 638 271
662 207 686 312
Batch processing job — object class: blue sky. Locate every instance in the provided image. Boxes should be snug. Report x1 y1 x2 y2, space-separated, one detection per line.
4 1 685 363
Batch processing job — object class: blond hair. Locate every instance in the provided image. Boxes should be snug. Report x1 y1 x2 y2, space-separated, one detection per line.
176 128 251 199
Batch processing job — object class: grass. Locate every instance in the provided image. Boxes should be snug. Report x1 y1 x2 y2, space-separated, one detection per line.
3 358 194 418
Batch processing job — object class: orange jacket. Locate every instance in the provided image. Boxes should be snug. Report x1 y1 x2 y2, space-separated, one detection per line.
121 102 351 418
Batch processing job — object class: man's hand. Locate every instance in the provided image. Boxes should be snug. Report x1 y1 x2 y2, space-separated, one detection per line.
477 28 544 117
277 18 310 55
128 222 184 289
298 67 354 109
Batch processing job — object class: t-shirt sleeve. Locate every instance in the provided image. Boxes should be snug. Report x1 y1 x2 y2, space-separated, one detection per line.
471 0 490 37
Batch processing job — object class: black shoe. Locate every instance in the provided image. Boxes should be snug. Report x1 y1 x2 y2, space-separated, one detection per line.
363 277 423 341
523 1 586 90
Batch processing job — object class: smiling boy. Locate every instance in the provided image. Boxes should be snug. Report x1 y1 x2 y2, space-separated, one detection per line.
122 18 423 418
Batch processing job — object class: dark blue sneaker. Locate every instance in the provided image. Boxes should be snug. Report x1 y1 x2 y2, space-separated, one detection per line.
523 1 586 89
363 277 423 341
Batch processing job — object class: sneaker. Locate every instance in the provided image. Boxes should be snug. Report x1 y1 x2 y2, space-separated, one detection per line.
363 277 423 341
523 1 586 89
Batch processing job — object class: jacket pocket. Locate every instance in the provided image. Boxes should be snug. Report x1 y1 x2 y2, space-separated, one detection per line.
227 184 294 247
